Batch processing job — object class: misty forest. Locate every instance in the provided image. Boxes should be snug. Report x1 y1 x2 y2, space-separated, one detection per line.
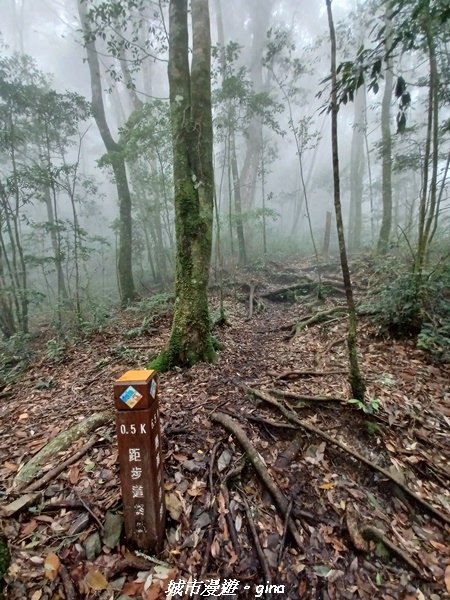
0 0 449 598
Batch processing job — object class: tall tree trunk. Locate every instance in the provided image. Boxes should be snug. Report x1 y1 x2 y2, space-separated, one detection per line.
377 8 393 254
152 0 216 370
416 16 439 273
230 124 247 265
0 240 16 337
239 0 274 210
348 86 366 251
42 186 68 304
77 0 135 305
326 0 365 401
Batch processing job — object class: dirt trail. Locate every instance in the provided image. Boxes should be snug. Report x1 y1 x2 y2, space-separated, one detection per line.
1 270 449 599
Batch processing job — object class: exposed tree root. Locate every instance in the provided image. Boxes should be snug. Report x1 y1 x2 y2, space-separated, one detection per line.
317 336 347 365
269 388 344 404
277 498 293 569
294 306 347 335
210 412 304 548
275 369 347 380
13 410 112 490
246 388 450 526
260 279 348 303
345 503 424 576
245 414 297 430
220 481 241 559
259 279 316 301
361 525 425 577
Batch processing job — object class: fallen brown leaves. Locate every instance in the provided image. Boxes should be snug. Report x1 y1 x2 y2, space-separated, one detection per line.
0 258 449 599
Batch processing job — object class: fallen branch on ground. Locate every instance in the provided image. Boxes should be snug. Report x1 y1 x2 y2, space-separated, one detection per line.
13 410 112 491
0 493 42 518
210 412 303 548
245 388 450 526
22 436 100 493
243 497 272 595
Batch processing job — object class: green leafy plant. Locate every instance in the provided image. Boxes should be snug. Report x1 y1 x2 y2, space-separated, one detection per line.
347 396 380 415
367 258 450 360
369 272 423 337
0 333 33 384
45 338 66 363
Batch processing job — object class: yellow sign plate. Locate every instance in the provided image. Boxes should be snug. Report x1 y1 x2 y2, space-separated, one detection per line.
117 369 155 383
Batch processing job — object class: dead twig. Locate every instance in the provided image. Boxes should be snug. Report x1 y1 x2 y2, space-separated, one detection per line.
59 564 78 600
277 498 293 569
194 441 221 600
74 491 104 531
243 497 272 597
220 481 241 559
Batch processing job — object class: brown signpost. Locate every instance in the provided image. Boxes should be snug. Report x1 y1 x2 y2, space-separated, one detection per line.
114 369 165 553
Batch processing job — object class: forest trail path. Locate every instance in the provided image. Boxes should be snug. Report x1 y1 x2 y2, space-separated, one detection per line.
1 259 450 599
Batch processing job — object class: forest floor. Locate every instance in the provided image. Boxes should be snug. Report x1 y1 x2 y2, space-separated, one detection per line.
1 258 449 600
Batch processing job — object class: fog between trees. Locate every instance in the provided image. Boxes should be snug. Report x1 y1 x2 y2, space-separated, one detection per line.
0 0 448 349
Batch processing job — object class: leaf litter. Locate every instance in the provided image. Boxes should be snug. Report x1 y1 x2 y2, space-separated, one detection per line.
0 258 449 599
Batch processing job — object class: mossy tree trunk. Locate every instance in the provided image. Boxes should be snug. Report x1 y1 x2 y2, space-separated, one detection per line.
152 0 216 369
326 0 365 401
77 0 135 306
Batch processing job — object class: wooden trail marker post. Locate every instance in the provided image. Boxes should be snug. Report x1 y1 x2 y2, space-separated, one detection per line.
114 369 165 552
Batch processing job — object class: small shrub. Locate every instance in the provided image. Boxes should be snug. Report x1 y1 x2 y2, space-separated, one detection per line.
125 293 174 316
45 338 67 363
367 259 450 360
0 333 33 384
369 273 423 337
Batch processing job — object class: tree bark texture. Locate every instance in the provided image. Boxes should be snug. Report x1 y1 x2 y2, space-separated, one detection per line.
348 87 366 250
326 0 365 401
416 12 439 273
153 0 215 369
77 0 135 305
239 0 274 210
377 8 393 254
